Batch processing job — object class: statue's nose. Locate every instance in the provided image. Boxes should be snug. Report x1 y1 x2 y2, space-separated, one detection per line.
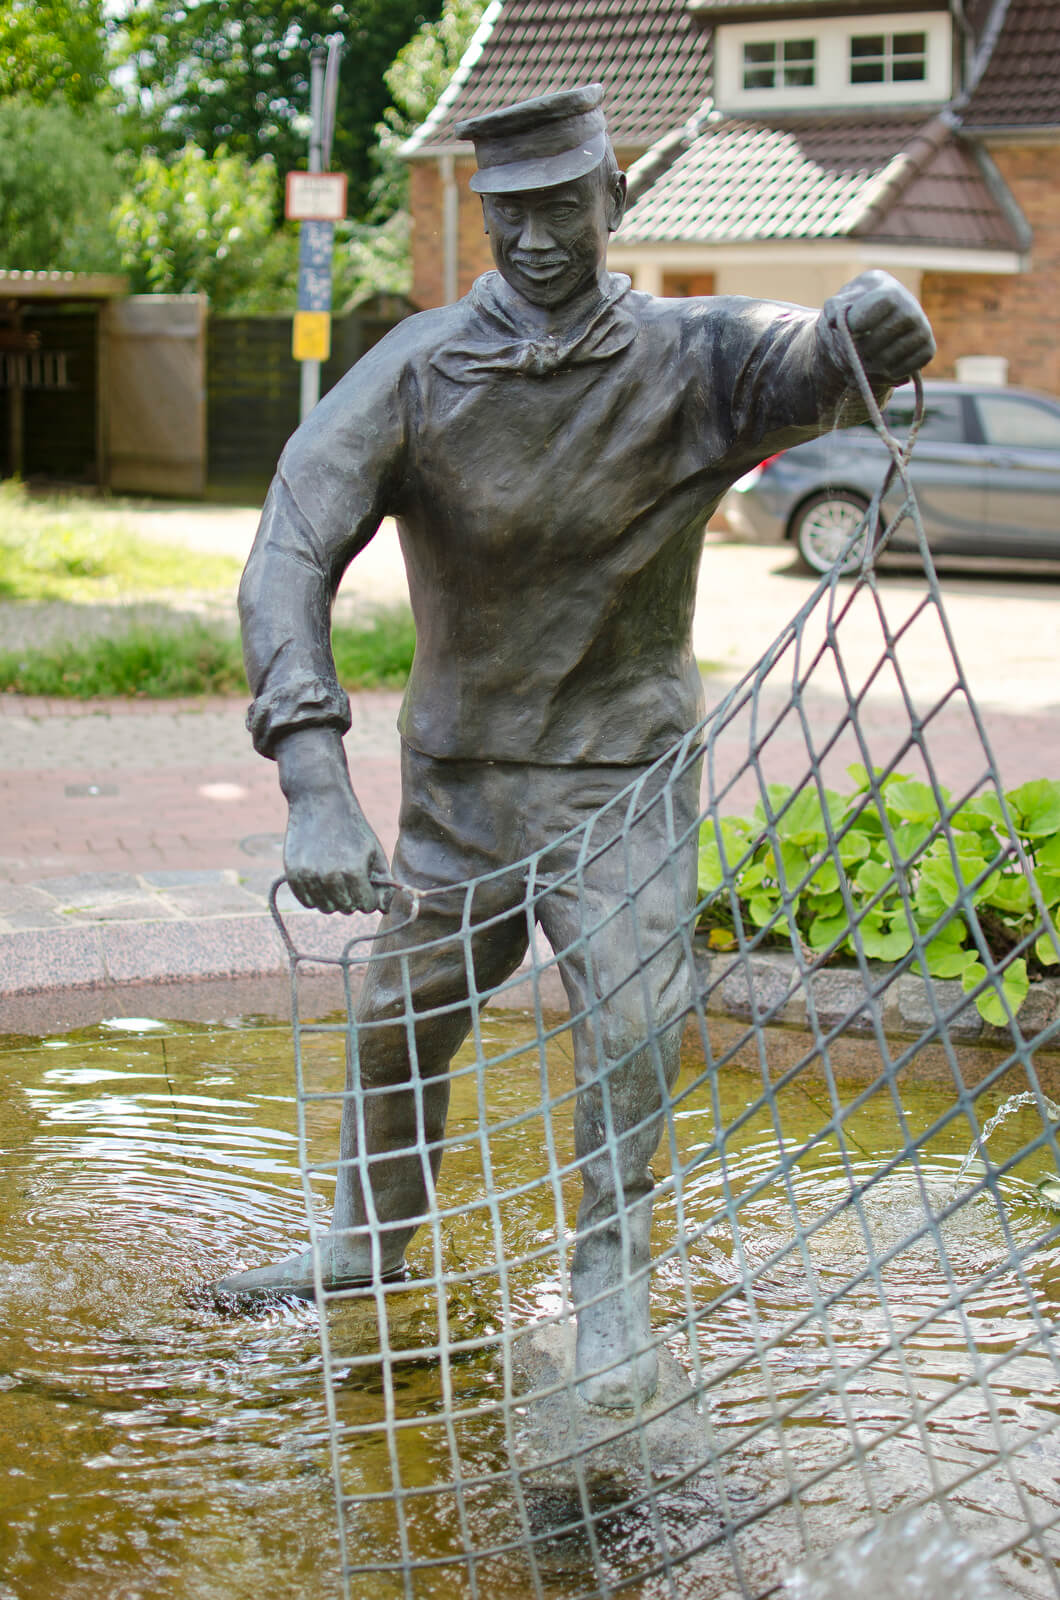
518 213 556 252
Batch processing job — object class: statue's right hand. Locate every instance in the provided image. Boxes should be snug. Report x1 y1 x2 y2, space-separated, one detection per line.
283 789 392 915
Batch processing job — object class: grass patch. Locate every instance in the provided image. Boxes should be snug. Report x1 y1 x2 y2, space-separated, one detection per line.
332 606 418 689
0 622 247 698
0 481 241 602
0 608 418 699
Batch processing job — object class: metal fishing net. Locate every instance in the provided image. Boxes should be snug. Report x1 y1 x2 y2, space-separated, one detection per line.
272 336 1060 1599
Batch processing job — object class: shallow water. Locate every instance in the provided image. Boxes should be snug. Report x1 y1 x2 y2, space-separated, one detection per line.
0 1010 1058 1599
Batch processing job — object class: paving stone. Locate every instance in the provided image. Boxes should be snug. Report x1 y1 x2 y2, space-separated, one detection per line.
141 869 231 887
0 926 107 996
0 883 60 914
100 917 288 985
235 867 286 901
719 953 804 1024
62 898 178 924
896 974 983 1040
0 908 68 931
1014 978 1060 1040
43 871 142 906
808 970 880 1034
158 883 266 918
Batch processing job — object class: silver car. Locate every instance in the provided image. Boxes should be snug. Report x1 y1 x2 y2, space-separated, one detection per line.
722 380 1060 574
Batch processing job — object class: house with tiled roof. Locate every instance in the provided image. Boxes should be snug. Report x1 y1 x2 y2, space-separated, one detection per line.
403 0 1060 393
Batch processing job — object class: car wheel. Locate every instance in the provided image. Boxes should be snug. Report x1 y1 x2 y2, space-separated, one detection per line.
791 492 872 576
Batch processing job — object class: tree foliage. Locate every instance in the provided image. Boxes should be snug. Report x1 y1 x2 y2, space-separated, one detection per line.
0 96 123 271
0 0 110 106
371 0 486 216
120 0 443 219
113 143 284 310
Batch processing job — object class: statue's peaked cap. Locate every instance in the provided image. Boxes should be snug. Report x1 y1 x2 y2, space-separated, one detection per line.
455 84 609 194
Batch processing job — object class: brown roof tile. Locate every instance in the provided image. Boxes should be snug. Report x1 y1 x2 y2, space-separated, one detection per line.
862 137 1028 250
621 115 921 243
963 0 1060 129
620 113 1025 252
405 0 711 154
687 0 929 13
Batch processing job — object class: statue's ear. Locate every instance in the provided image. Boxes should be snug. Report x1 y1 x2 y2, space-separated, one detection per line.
608 171 628 233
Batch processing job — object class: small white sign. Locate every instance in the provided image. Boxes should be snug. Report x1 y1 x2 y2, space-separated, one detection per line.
285 172 348 222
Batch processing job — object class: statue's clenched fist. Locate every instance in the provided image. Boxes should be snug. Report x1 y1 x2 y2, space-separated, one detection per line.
826 269 936 385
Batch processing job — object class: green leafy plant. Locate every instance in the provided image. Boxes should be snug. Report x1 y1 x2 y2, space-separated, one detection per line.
697 767 1060 1025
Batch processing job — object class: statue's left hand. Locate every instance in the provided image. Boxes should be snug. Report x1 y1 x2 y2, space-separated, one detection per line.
827 269 936 384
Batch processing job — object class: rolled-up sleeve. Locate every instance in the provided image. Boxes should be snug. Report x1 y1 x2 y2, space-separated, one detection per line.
238 335 412 758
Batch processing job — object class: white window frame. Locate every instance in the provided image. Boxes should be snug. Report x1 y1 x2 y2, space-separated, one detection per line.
849 28 929 87
714 11 953 113
741 35 817 93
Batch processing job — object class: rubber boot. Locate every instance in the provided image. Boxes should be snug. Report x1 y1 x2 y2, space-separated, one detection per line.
211 1226 407 1301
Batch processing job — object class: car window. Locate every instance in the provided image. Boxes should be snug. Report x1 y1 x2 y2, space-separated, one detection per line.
882 392 965 443
975 393 1060 449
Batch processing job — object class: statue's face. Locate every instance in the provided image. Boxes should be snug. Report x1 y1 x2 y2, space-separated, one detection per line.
481 168 626 308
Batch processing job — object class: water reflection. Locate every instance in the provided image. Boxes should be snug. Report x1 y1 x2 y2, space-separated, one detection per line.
0 1014 1057 1599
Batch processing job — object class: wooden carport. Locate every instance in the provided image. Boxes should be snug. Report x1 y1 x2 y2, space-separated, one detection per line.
0 272 206 496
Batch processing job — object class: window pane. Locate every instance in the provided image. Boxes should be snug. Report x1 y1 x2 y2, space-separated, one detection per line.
884 394 965 444
977 395 1060 449
893 32 927 56
851 34 884 58
893 57 927 81
743 40 776 90
851 60 885 83
784 39 815 62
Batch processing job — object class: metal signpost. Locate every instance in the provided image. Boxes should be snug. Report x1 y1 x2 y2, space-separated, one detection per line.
288 39 344 423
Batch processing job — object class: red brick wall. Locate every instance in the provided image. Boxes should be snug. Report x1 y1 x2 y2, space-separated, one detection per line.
409 157 495 308
920 140 1060 395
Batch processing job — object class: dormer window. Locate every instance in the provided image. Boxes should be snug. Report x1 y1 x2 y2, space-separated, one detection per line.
743 38 816 92
715 11 952 112
850 31 928 86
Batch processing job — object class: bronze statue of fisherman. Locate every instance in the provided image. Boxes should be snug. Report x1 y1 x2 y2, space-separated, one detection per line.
216 84 935 1409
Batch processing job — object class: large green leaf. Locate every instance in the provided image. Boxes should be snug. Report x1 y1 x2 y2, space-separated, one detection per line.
860 923 914 962
697 843 725 895
1033 869 1060 910
1035 835 1060 871
962 957 1029 1026
954 793 1004 832
838 829 872 866
808 913 850 949
885 779 949 824
1007 779 1060 838
985 873 1033 917
855 859 894 897
1035 923 1060 967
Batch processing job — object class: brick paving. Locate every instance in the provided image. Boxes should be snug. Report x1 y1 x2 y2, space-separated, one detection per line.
1 528 1057 1011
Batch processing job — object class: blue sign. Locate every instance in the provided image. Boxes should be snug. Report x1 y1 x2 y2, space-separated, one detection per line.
297 219 334 312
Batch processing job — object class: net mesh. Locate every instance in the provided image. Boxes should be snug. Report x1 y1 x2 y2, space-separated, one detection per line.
272 345 1060 1599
